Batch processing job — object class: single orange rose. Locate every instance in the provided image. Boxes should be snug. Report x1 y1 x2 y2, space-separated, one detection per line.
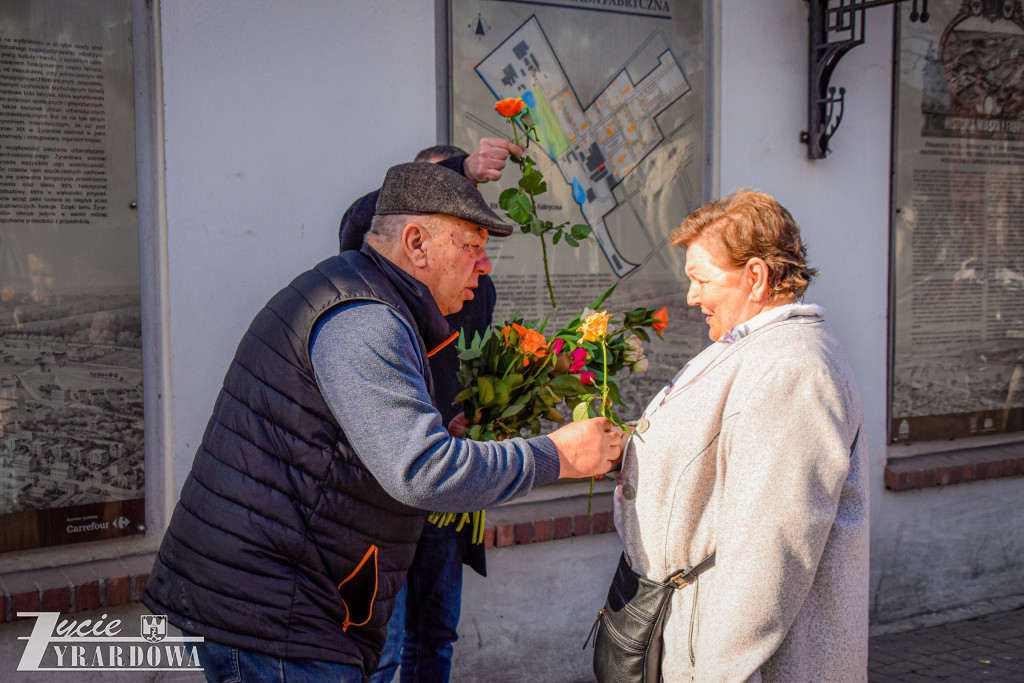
512 323 548 367
0 286 14 302
494 97 526 118
577 311 612 343
652 307 668 335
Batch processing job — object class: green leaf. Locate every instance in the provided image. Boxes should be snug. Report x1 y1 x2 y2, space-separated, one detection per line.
498 188 519 210
550 373 585 396
507 192 532 224
493 379 510 408
570 223 591 239
589 283 619 310
535 181 547 195
520 166 544 194
529 219 544 236
606 382 625 407
572 397 593 422
564 235 579 247
500 402 525 419
552 229 562 245
454 387 475 403
458 347 482 360
478 376 496 405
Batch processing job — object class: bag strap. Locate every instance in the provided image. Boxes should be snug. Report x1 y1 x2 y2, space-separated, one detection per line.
667 552 716 589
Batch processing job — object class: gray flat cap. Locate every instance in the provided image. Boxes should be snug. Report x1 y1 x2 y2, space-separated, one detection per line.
375 161 514 237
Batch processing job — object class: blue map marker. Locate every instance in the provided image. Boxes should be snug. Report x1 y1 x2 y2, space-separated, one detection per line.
572 177 586 206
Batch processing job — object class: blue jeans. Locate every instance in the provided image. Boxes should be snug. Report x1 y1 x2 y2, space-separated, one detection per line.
370 522 465 683
369 583 406 683
193 637 363 682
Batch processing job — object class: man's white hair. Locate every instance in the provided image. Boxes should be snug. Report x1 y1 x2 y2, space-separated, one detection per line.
366 213 443 245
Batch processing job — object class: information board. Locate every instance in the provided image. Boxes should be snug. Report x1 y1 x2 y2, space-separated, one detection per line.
891 0 1024 442
0 0 143 552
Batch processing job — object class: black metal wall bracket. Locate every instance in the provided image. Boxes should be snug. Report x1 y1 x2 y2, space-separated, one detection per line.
802 0 929 158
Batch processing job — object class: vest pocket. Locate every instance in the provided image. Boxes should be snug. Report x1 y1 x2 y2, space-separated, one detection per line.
337 544 378 632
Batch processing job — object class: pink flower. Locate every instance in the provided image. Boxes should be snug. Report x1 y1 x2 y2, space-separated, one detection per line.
580 370 596 385
550 338 565 355
569 347 588 373
622 334 644 363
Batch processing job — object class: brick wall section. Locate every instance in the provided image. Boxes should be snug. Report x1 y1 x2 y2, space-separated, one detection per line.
1 493 618 620
885 442 1024 491
0 554 155 622
483 493 614 549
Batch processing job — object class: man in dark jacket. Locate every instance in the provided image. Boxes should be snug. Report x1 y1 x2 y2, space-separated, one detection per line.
143 161 624 683
342 141 516 683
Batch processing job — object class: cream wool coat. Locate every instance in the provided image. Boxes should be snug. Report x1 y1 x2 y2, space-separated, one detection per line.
618 316 868 682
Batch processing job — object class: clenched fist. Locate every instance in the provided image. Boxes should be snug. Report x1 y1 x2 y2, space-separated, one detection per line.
548 417 626 479
463 137 525 185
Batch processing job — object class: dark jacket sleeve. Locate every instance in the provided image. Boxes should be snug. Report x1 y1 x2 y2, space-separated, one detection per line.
431 274 496 425
339 190 380 253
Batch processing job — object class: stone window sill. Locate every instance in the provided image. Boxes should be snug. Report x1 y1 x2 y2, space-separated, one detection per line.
884 441 1024 491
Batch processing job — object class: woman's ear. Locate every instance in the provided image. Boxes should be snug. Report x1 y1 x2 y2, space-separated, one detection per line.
746 257 772 303
402 222 430 269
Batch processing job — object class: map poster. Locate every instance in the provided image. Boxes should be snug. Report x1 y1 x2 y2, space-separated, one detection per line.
891 0 1024 443
450 0 706 413
0 0 144 552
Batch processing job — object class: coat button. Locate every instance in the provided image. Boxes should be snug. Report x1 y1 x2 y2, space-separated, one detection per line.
622 484 635 500
636 418 650 433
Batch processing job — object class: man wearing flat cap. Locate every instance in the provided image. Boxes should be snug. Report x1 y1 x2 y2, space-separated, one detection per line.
143 162 625 682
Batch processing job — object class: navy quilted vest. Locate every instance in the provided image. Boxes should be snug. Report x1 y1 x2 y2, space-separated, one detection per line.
143 250 436 673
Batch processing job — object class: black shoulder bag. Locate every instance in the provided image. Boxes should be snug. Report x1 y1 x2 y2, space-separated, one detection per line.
585 551 716 683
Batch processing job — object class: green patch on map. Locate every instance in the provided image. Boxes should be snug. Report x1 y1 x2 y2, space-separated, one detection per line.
529 85 570 159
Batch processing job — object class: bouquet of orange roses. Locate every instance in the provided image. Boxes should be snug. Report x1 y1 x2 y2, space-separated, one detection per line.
428 286 667 537
455 285 665 435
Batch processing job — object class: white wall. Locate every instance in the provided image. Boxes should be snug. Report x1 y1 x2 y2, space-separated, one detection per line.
159 0 439 494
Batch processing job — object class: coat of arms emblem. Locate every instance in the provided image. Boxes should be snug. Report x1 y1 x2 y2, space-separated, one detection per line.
141 615 167 643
